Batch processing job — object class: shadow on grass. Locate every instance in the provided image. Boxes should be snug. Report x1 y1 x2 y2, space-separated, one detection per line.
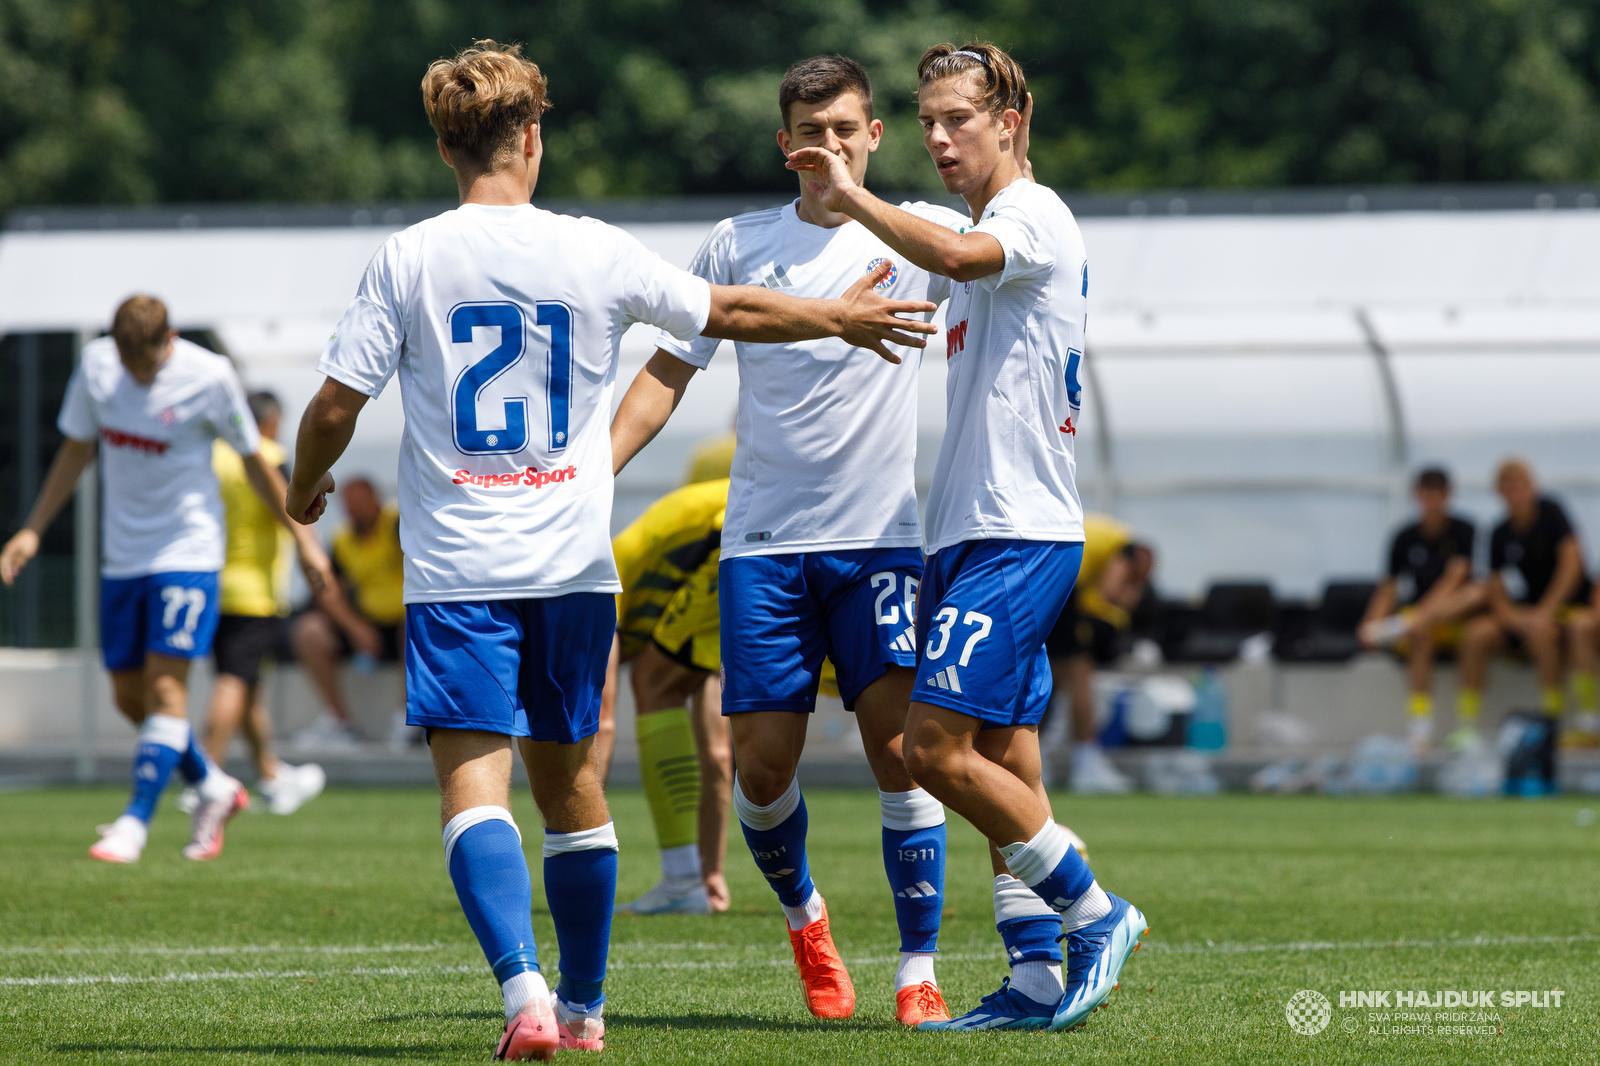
371 1009 502 1023
56 1045 445 1059
608 1011 885 1033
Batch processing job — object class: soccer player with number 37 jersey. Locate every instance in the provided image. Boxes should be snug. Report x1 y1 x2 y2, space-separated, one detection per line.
284 41 936 1061
0 296 337 865
788 42 1148 1033
613 55 969 1028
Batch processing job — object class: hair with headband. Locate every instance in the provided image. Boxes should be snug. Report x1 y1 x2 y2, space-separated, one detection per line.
916 42 1026 118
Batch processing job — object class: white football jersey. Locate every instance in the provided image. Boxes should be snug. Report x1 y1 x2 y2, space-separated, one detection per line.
57 336 260 578
319 203 711 603
657 200 961 558
925 179 1088 553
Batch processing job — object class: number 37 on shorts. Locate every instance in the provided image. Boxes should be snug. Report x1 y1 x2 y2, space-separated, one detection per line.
911 540 1085 727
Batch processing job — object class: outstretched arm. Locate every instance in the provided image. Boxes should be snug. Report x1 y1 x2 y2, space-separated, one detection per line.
703 260 936 363
1 437 96 586
612 350 699 476
286 377 369 524
786 148 1005 282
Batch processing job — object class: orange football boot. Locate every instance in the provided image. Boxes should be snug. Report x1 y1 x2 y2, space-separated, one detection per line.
896 981 950 1026
495 995 558 1061
787 901 855 1018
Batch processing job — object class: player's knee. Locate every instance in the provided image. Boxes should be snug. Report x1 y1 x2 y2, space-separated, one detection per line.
734 760 791 807
902 737 951 789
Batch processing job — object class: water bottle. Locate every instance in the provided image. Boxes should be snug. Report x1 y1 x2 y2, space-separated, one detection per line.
1187 668 1228 751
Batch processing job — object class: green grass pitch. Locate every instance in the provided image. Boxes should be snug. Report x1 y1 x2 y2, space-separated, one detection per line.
1 786 1596 1064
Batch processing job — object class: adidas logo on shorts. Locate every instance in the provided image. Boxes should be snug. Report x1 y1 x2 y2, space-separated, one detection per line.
889 625 916 653
926 665 962 693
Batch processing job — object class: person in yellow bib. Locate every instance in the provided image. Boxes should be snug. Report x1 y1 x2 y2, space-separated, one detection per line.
288 476 407 746
604 475 733 915
199 391 343 813
1043 513 1154 794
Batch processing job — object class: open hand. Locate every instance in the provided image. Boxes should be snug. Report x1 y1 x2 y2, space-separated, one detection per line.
0 529 39 587
287 471 335 525
785 145 857 212
835 261 937 364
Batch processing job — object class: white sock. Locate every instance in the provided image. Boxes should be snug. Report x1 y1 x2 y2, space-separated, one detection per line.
1062 880 1112 932
895 951 937 991
1009 960 1064 1004
108 814 149 846
500 968 549 1022
998 822 1073 888
660 843 700 884
197 758 239 802
782 891 825 931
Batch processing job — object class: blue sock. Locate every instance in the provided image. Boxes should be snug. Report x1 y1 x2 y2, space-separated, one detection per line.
735 778 813 908
123 716 190 823
444 810 540 983
544 823 619 1008
177 733 210 785
995 875 1063 965
880 789 946 953
1004 823 1096 912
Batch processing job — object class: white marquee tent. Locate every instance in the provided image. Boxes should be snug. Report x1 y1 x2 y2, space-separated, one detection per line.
4 190 1599 600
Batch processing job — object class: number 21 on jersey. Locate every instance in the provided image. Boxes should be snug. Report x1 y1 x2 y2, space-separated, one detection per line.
448 300 573 456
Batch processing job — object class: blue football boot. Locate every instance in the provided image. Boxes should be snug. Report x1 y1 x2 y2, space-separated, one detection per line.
917 976 1057 1031
1050 893 1148 1031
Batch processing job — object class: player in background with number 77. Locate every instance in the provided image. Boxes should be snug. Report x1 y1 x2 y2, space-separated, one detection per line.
0 295 338 865
284 41 934 1062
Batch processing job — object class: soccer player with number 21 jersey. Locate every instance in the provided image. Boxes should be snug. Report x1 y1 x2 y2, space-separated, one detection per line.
787 42 1148 1032
284 41 937 1060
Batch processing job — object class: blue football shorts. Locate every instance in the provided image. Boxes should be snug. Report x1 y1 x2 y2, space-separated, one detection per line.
405 593 614 743
100 571 222 672
719 547 923 712
913 539 1084 728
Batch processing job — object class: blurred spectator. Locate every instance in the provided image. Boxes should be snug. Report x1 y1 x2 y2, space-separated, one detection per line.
1460 459 1596 748
1358 466 1485 755
1044 513 1154 793
289 477 406 746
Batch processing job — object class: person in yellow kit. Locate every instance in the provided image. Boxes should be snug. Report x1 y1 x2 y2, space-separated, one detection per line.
289 477 408 746
604 476 734 914
193 391 340 813
1043 513 1154 794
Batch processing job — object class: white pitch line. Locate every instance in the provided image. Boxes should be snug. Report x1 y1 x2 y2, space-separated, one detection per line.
0 943 460 958
1143 933 1600 955
0 964 481 988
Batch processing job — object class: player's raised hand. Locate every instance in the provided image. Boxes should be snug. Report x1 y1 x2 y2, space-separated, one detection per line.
288 471 336 526
0 529 39 587
1013 91 1035 181
836 260 938 364
785 145 857 213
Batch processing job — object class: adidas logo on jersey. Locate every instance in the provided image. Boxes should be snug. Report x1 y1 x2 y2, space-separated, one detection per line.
889 625 917 653
896 881 938 899
926 665 962 693
452 465 577 489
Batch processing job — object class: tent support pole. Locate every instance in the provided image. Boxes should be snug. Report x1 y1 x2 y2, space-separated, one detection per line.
1354 308 1409 520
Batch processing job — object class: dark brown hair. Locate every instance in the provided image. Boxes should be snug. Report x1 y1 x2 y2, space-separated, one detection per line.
110 295 169 360
917 42 1026 117
422 40 551 171
1414 466 1451 492
779 54 873 128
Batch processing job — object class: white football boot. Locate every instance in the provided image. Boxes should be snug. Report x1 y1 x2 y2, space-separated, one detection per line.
552 990 605 1051
1071 746 1133 795
183 774 250 860
623 877 711 915
260 762 326 815
89 815 148 864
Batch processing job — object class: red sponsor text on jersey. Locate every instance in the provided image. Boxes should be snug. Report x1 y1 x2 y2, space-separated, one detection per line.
453 465 578 490
1059 418 1076 436
945 319 968 359
100 426 170 455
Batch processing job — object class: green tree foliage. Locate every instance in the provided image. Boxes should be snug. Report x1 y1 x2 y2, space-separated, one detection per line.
4 0 1600 211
